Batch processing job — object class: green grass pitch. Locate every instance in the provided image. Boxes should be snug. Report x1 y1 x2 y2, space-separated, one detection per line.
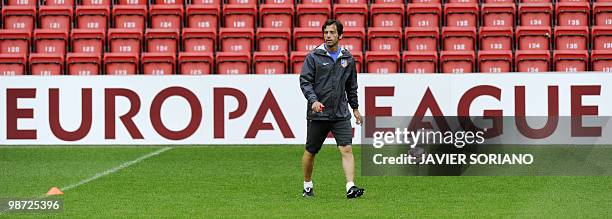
1 146 611 217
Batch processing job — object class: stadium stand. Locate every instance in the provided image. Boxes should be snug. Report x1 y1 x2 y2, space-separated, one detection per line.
253 51 288 73
182 28 216 52
406 4 441 28
0 0 611 75
71 29 105 54
104 53 140 74
179 51 214 74
142 52 176 74
479 27 513 51
403 51 437 73
366 50 400 73
66 52 102 74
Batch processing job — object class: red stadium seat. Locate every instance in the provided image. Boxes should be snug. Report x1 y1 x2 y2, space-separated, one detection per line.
402 51 437 73
296 4 331 28
334 4 368 28
256 28 291 52
259 4 294 28
516 26 551 51
182 28 216 53
365 51 400 73
104 53 139 75
142 53 176 75
370 4 404 28
592 50 612 72
146 29 179 53
553 50 588 72
301 0 330 4
0 54 27 75
71 29 104 54
444 3 478 27
112 5 147 30
440 51 475 73
5 0 36 6
29 53 64 75
478 51 513 73
190 0 220 4
341 28 365 53
227 0 256 5
556 3 590 27
483 0 513 3
442 27 476 51
42 0 74 6
116 0 146 4
337 0 366 4
264 0 293 4
294 28 323 51
216 52 251 74
150 5 184 29
223 4 256 28
0 30 31 54
373 0 403 3
447 0 477 3
592 26 612 50
481 4 515 28
593 3 612 27
410 0 439 3
81 0 111 6
555 26 589 51
404 27 438 52
367 27 402 51
152 0 183 5
352 51 363 73
186 5 220 29
39 6 73 31
178 52 214 75
219 28 254 52
66 53 101 75
515 50 550 72
76 6 110 30
519 3 552 26
2 6 37 32
479 27 513 51
108 28 143 53
521 0 551 3
34 29 68 54
253 52 288 74
406 4 441 28
290 51 308 74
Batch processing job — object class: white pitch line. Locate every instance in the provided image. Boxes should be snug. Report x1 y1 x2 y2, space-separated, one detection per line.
61 147 172 191
0 147 172 215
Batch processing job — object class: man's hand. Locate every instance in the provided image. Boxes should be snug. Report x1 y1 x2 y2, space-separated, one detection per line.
353 109 362 125
312 101 325 113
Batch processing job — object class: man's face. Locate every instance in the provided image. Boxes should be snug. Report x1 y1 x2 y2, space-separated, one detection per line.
323 24 342 48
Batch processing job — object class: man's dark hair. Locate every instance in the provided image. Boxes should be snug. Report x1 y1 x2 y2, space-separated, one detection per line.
322 19 343 36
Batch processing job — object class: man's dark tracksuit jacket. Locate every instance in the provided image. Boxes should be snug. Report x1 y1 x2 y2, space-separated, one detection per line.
299 43 359 121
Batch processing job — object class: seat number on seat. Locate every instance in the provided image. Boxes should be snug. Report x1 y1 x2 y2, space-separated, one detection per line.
490 43 503 50
452 68 464 73
376 68 389 74
13 23 25 29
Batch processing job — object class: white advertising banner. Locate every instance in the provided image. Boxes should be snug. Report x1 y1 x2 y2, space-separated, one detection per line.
0 73 611 145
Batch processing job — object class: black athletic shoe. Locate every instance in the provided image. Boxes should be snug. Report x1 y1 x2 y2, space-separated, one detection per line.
346 186 365 199
303 187 314 197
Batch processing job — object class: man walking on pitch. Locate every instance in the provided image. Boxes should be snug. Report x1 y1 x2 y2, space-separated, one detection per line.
299 19 365 199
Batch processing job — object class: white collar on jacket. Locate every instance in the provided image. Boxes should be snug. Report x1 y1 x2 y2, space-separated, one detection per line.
315 43 346 59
